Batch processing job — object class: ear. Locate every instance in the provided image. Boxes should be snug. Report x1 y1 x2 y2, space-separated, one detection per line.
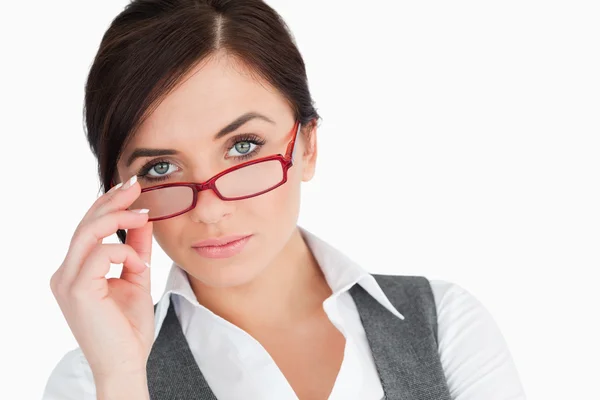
301 119 318 182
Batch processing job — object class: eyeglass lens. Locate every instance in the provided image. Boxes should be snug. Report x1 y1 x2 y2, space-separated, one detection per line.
129 159 285 219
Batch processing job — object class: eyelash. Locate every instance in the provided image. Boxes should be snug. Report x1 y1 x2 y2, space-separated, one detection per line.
136 134 267 183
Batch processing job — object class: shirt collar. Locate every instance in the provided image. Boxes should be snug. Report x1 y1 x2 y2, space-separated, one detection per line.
153 225 404 340
298 226 404 320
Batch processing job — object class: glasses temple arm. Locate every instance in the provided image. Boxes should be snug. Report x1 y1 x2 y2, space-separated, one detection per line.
286 122 302 163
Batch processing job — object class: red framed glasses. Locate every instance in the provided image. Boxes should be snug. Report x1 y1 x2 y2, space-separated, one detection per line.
111 120 301 222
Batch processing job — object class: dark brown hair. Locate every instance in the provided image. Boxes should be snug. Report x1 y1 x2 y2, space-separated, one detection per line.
84 0 321 243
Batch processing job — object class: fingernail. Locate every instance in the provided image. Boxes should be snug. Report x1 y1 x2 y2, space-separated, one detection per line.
130 208 150 214
144 261 151 269
107 182 123 193
122 175 138 190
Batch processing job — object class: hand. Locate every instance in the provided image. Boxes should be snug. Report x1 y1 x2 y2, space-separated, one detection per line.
50 175 154 380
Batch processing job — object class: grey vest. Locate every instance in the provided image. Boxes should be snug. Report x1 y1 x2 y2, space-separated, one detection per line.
146 275 452 400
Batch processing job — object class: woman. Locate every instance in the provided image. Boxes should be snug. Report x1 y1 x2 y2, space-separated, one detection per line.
43 0 526 399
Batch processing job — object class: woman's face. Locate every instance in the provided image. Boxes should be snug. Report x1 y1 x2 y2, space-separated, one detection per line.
116 52 317 288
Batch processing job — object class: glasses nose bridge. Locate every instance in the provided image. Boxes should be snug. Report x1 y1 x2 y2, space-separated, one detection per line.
193 180 219 196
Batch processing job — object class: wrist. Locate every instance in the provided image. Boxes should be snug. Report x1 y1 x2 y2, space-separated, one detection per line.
95 372 149 400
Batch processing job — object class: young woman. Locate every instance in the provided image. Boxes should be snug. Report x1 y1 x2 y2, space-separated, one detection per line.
43 1 526 399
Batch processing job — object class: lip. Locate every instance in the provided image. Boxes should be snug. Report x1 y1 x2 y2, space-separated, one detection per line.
192 235 252 259
192 234 252 248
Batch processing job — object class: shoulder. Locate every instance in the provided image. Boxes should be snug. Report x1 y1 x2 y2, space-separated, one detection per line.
425 278 506 339
372 274 488 318
426 278 508 352
427 278 476 314
425 278 527 399
42 347 96 400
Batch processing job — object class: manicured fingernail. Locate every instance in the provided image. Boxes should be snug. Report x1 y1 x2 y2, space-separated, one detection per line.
107 182 123 193
144 262 151 269
130 208 150 214
122 175 138 190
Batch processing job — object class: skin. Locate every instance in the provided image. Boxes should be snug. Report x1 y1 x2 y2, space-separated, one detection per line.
113 50 346 399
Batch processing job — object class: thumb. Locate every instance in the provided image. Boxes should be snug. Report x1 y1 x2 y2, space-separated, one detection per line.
121 220 153 291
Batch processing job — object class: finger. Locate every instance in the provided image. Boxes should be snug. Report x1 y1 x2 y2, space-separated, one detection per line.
80 175 141 228
61 210 150 284
71 243 148 297
121 220 153 292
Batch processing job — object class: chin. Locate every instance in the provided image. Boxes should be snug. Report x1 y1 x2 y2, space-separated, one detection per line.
189 259 267 289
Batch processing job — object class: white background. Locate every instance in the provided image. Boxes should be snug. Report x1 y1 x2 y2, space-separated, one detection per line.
1 0 598 398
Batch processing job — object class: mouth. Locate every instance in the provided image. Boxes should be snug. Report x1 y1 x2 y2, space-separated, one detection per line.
192 234 253 259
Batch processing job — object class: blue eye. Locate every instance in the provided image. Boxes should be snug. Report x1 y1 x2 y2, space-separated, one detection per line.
228 141 256 157
138 160 177 182
225 134 266 160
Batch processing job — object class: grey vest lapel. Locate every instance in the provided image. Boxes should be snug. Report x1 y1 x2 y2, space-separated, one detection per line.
349 274 452 400
147 299 218 400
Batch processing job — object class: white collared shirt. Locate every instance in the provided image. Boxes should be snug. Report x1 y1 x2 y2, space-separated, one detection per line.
43 226 526 400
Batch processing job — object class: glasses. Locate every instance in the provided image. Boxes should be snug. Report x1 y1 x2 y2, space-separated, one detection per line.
112 120 301 222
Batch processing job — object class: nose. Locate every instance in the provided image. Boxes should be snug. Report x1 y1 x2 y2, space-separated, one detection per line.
188 186 234 224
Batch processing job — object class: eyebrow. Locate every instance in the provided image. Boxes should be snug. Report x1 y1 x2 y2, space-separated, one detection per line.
125 112 276 167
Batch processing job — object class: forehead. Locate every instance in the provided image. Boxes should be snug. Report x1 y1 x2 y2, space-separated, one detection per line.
128 53 292 148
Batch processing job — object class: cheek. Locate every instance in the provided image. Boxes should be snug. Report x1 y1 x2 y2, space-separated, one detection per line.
244 168 302 223
151 219 181 254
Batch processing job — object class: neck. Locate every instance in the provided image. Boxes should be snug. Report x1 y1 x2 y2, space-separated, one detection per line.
187 227 332 331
